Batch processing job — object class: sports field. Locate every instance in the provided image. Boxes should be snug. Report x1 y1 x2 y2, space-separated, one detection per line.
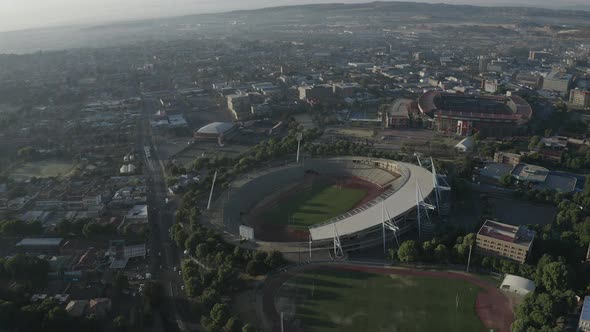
260 182 367 230
276 267 488 332
9 160 75 181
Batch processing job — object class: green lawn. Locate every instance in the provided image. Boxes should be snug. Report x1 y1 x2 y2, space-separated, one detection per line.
261 183 367 229
277 268 487 332
9 160 75 181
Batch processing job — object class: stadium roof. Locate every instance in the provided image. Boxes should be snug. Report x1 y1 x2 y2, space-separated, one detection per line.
309 162 434 241
197 122 235 135
418 91 532 123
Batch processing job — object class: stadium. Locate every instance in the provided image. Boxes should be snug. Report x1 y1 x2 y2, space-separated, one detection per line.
418 91 533 137
205 157 450 254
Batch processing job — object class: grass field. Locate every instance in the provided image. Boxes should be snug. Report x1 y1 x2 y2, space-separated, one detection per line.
9 160 75 181
260 182 367 230
277 268 486 332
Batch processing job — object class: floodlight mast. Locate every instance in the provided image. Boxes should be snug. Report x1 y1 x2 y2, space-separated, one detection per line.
382 200 400 254
333 225 344 258
207 170 217 210
416 180 435 240
296 132 303 163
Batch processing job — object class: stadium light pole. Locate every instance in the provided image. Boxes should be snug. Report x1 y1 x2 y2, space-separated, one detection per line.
280 311 284 332
207 170 217 210
382 201 386 254
466 244 473 273
309 235 312 260
296 132 303 163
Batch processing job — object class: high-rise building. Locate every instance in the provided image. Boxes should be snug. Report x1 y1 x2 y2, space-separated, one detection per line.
476 220 535 263
478 56 488 72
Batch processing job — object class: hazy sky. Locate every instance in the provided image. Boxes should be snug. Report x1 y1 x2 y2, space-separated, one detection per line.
0 0 583 32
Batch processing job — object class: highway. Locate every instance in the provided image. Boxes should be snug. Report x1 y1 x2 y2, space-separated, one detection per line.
139 97 193 331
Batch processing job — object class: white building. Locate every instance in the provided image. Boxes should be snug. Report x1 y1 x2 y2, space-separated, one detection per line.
499 274 535 296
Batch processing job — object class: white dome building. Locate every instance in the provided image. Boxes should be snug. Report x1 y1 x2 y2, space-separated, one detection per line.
194 122 237 142
500 274 535 296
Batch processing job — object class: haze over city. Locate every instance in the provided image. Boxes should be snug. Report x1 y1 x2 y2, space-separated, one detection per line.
1 1 590 332
1 0 589 32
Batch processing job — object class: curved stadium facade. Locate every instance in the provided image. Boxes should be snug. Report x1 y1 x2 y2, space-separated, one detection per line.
206 157 445 253
418 91 533 137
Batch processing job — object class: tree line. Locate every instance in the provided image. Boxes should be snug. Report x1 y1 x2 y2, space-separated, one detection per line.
170 207 285 332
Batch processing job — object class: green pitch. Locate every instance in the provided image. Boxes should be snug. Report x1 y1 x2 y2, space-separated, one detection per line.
277 268 487 332
261 183 367 229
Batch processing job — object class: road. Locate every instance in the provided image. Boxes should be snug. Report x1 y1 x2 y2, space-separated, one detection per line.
139 97 193 331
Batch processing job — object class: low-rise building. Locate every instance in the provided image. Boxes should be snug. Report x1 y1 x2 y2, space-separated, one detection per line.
500 274 535 296
543 70 573 94
124 205 148 224
298 84 333 102
476 220 535 263
16 238 64 253
493 152 522 166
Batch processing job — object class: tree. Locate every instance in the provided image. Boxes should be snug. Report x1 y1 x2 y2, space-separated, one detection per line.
42 306 71 331
4 254 50 288
114 272 129 293
210 303 230 328
528 136 541 151
242 323 256 332
246 260 263 276
387 248 398 262
460 233 475 247
264 251 285 270
143 281 164 307
434 244 448 263
397 241 420 263
0 300 18 329
200 288 220 310
112 315 128 330
17 146 37 161
422 241 435 261
224 316 243 332
539 261 572 293
185 277 203 297
499 174 513 187
196 243 210 259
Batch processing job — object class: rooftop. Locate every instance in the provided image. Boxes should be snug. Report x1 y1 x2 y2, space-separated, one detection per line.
477 220 535 248
196 122 236 135
582 296 590 321
500 274 535 293
16 238 64 247
546 70 573 81
126 205 148 219
511 164 549 183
